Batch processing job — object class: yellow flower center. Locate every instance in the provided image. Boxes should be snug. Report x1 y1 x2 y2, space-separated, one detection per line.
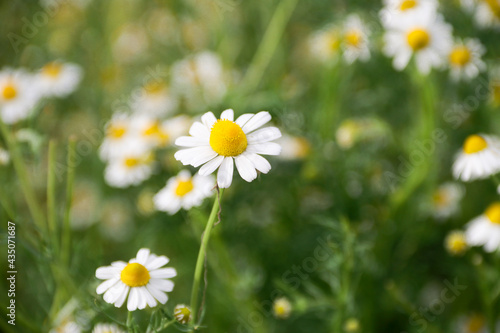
466 314 485 333
400 0 417 11
108 125 127 139
432 190 448 208
484 0 500 19
2 83 17 100
120 263 150 287
124 157 140 168
42 62 63 78
209 119 248 157
450 46 471 67
143 121 161 137
485 202 500 225
463 135 487 154
175 179 194 197
144 81 166 95
445 232 467 256
407 28 430 51
492 82 500 106
327 32 341 51
345 31 362 48
174 305 192 324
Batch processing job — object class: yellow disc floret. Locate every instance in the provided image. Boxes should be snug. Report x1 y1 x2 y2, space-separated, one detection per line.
485 202 500 225
400 0 417 11
2 84 17 100
407 28 430 51
108 125 127 139
450 46 471 67
175 179 194 197
120 263 150 287
445 231 468 256
345 31 362 48
42 62 63 78
209 120 248 157
124 157 140 168
463 135 487 154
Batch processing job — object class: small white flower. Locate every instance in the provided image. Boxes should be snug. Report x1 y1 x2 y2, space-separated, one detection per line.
273 297 292 319
308 26 342 64
452 134 500 181
465 202 500 252
173 304 192 324
277 135 310 161
0 147 10 166
104 151 154 188
444 230 468 256
382 12 453 74
49 321 82 333
175 109 281 188
462 0 500 29
37 61 82 98
448 38 486 81
95 248 176 311
154 170 214 215
130 80 178 117
0 68 41 124
431 182 465 219
99 113 133 162
341 15 371 64
92 323 125 333
158 115 192 147
380 0 438 28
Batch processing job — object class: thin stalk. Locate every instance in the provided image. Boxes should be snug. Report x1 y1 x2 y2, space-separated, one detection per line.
190 188 224 326
61 139 76 266
47 140 59 256
127 311 134 333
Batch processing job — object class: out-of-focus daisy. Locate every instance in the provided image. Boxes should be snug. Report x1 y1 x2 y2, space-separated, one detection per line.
157 115 192 147
95 248 176 311
49 320 82 333
113 24 149 63
99 113 133 161
154 170 214 215
380 0 438 28
456 313 488 333
448 39 486 81
273 297 292 319
452 134 500 182
342 15 371 64
277 135 311 161
92 323 125 333
104 151 154 188
344 318 360 332
130 80 178 117
0 69 40 124
171 51 227 106
465 202 500 252
444 230 468 256
37 61 82 98
0 147 10 166
173 304 192 324
382 13 453 74
308 26 342 64
461 0 500 29
430 182 464 219
175 109 281 188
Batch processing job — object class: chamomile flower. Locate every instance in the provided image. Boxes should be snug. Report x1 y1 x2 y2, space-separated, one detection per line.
157 115 192 147
37 61 82 98
0 147 10 166
154 170 215 215
104 151 154 188
465 202 500 252
382 13 453 74
92 323 125 333
95 248 176 311
445 230 468 256
277 135 311 161
380 0 438 28
452 134 500 182
431 182 464 219
173 304 192 324
448 39 486 81
342 15 371 64
99 113 133 161
273 297 292 319
308 26 342 64
0 68 40 124
130 80 178 117
175 109 281 188
49 321 82 333
462 0 500 29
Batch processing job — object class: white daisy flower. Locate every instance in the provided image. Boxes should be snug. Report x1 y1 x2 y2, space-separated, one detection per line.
104 150 155 188
95 248 176 311
130 80 178 117
175 109 281 188
308 26 342 64
154 170 214 215
92 323 125 333
171 51 227 106
0 68 40 124
37 61 82 98
382 12 453 74
49 321 82 333
157 115 192 147
0 147 10 166
342 14 371 64
273 297 292 319
452 134 500 182
462 0 500 29
380 0 438 28
431 182 465 219
99 113 132 161
465 202 500 252
277 134 310 161
448 38 486 81
444 230 468 256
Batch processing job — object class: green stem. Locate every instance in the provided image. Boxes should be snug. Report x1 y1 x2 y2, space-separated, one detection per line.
190 188 224 326
127 311 134 333
61 139 76 266
47 140 59 256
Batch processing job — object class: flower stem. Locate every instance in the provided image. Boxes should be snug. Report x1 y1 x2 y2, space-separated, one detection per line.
126 311 134 333
47 140 59 256
190 188 224 326
61 138 76 266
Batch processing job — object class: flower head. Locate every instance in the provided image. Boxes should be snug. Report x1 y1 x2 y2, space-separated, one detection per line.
445 230 468 256
342 15 371 64
92 323 125 333
175 109 281 188
448 38 486 81
0 68 41 124
465 202 500 252
174 304 192 324
37 61 82 98
96 248 176 311
431 182 464 219
273 297 292 319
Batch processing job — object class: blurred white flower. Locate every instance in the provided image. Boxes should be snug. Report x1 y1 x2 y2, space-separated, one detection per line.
277 134 310 160
381 0 438 28
461 0 500 29
154 170 214 215
104 151 154 188
308 25 341 64
273 297 292 319
0 147 10 166
342 14 371 64
444 230 468 256
431 182 464 219
175 109 281 188
113 24 149 63
0 68 41 124
92 323 125 333
37 61 82 98
95 248 176 311
465 202 500 252
99 113 133 161
49 321 82 333
130 80 178 117
452 134 500 182
448 38 486 81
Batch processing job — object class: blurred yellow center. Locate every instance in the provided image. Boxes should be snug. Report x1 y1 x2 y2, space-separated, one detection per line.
432 191 448 207
42 62 63 78
2 84 17 100
450 46 471 66
108 125 126 139
143 121 161 137
124 157 140 168
174 305 192 324
328 33 341 51
466 314 485 333
120 263 150 287
345 31 362 47
407 29 430 51
446 232 467 255
400 0 417 10
463 135 487 154
485 202 500 224
484 0 500 18
175 179 194 197
144 81 166 95
209 120 247 157
493 83 500 105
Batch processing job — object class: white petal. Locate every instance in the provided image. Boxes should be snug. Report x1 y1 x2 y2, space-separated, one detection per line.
220 109 234 121
242 111 272 133
247 127 282 144
127 287 139 311
96 278 119 295
140 286 158 308
189 122 210 138
217 157 234 188
96 266 120 279
149 267 177 278
146 284 168 304
114 285 129 308
201 112 217 129
235 155 258 182
175 136 209 147
149 278 175 292
244 153 272 174
246 142 281 155
145 256 169 271
104 282 126 304
199 155 224 176
135 248 150 265
174 146 218 167
235 113 254 127
136 288 147 310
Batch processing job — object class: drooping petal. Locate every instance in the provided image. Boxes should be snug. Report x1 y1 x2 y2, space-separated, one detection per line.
244 153 272 174
235 154 258 182
199 155 224 176
217 157 234 188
